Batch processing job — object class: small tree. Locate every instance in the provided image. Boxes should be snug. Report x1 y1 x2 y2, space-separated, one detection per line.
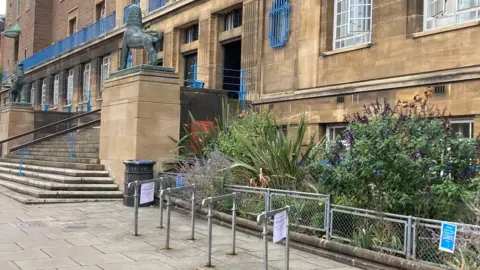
309 93 479 220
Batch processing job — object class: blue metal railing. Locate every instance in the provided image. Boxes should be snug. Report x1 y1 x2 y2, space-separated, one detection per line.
149 0 167 12
124 0 140 24
23 12 116 70
185 64 249 109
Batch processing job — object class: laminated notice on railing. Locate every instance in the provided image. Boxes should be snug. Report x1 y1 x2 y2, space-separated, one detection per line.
273 210 287 243
140 182 155 204
439 222 457 254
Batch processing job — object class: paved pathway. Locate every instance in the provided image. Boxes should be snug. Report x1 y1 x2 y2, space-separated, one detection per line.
0 192 360 270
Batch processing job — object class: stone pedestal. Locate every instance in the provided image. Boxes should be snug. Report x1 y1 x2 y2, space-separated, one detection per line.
99 65 181 189
0 104 35 157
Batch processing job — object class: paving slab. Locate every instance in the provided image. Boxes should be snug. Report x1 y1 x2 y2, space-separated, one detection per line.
14 257 80 270
0 192 361 270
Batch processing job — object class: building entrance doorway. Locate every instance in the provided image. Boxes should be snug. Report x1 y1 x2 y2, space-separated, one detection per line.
222 40 241 99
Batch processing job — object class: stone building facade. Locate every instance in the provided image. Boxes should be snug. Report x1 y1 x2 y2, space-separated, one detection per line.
1 0 480 142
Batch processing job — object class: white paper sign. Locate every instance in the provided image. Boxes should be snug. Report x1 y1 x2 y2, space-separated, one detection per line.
140 182 155 204
273 210 287 243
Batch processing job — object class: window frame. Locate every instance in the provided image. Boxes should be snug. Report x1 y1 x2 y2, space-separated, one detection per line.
424 0 480 31
326 124 349 142
83 63 91 103
185 24 199 43
53 74 59 108
30 84 35 105
100 56 110 93
224 8 243 31
333 0 373 50
66 69 74 106
450 119 474 138
41 78 48 110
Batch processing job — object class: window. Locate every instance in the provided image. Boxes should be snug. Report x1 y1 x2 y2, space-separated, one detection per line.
185 24 198 43
66 69 74 105
434 85 446 95
126 51 133 68
53 75 59 107
30 83 35 106
7 3 12 24
333 0 372 50
327 125 348 141
14 38 19 62
30 84 35 105
96 1 106 21
224 8 243 31
17 0 20 16
424 0 480 30
100 56 110 93
268 0 291 48
41 78 48 110
24 49 26 59
184 53 198 82
83 63 91 103
450 119 474 138
69 17 77 35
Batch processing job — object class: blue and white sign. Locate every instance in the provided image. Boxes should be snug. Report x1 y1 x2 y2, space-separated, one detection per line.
439 222 457 254
176 175 184 188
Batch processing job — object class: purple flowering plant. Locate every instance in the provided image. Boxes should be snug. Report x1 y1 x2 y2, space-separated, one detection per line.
309 92 480 221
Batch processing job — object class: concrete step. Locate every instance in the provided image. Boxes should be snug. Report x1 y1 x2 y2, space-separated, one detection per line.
9 151 99 159
0 162 108 177
0 158 105 171
0 165 112 184
0 180 123 199
5 154 99 164
0 158 104 170
0 172 118 191
0 187 121 204
17 147 99 153
26 144 100 149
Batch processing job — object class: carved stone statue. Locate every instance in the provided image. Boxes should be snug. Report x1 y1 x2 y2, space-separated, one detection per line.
120 4 163 70
10 62 24 103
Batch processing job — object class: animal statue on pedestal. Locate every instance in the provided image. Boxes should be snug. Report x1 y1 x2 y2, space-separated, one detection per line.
10 62 24 103
120 4 163 70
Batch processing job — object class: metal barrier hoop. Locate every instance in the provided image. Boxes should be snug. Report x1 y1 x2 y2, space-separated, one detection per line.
201 192 240 267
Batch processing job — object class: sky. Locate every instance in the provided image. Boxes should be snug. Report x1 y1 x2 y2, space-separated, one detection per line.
0 0 5 15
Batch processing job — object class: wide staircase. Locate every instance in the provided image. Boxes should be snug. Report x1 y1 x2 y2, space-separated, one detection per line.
0 110 123 204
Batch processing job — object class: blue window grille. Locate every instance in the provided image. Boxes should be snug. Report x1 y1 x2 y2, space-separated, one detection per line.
268 0 291 49
23 12 116 70
148 0 167 12
124 0 140 24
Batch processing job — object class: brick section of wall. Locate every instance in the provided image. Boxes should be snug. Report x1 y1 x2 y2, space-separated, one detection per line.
33 0 53 54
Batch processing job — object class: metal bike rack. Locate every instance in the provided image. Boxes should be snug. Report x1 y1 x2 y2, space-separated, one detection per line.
257 206 291 270
201 192 239 267
160 184 196 249
127 178 165 236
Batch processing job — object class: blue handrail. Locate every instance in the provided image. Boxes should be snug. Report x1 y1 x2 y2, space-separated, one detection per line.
124 0 140 24
23 12 116 70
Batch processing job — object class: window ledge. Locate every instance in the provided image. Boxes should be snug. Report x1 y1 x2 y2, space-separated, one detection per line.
321 43 372 57
180 40 199 54
412 20 480 39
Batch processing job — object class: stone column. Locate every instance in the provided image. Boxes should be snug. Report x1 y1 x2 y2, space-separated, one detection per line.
0 104 34 157
99 65 181 189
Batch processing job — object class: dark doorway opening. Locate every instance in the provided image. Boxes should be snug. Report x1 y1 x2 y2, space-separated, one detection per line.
222 40 241 99
184 52 198 83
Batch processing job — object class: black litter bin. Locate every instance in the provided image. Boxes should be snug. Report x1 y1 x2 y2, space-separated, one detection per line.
123 159 156 207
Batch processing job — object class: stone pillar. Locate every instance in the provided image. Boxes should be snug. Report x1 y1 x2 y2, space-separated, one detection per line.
99 65 180 189
0 104 34 157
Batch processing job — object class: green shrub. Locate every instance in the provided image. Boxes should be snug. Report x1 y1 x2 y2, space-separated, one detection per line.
308 96 479 221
